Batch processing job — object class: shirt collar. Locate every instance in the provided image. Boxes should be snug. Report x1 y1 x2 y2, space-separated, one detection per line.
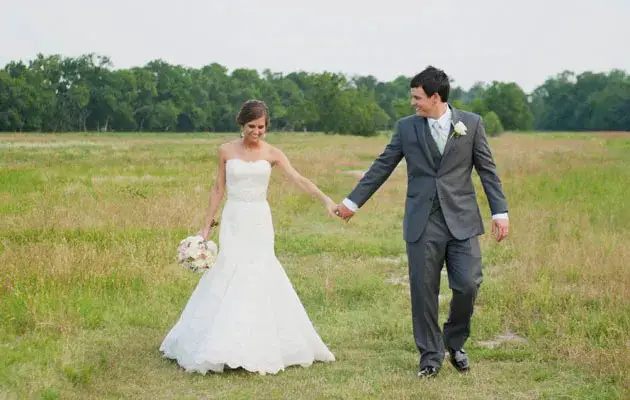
428 104 451 130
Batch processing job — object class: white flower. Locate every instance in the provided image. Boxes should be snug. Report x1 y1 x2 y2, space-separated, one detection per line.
453 121 467 136
205 240 218 254
176 235 218 272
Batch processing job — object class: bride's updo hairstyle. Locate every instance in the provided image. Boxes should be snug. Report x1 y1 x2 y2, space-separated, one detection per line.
236 100 270 128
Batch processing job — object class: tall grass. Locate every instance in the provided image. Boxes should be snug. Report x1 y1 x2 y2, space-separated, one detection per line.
1 132 628 399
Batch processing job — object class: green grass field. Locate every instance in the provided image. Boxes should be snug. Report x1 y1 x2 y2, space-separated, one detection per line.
1 131 629 399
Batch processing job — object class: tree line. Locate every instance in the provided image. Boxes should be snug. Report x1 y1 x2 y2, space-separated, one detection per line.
1 53 629 135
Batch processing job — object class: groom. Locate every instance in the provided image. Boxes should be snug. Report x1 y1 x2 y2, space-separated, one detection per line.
335 66 509 378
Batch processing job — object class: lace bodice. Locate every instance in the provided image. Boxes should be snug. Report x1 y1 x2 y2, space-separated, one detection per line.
225 159 271 203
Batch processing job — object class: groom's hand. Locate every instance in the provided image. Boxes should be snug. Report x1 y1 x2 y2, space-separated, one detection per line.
492 218 509 242
335 203 355 221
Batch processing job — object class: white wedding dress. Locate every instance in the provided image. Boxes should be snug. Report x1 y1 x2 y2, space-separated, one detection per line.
159 158 335 375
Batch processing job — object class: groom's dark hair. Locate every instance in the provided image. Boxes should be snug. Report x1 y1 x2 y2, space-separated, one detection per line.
410 66 450 102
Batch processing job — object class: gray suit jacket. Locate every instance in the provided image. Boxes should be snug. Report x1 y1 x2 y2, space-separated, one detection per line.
347 106 508 242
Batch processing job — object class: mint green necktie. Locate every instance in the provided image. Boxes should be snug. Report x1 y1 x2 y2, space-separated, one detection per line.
432 121 446 154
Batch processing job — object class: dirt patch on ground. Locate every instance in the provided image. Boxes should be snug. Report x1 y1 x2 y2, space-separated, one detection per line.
477 331 528 349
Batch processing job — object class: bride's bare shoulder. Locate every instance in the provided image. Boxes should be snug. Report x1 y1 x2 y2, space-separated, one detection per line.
218 140 240 157
266 144 287 164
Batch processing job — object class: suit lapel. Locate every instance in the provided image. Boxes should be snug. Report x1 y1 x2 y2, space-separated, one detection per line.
412 116 436 170
441 105 459 160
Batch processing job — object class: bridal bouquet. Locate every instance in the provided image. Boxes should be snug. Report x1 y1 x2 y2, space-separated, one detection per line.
176 234 218 272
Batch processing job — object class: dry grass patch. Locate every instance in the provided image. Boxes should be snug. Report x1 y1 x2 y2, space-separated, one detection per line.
1 132 628 399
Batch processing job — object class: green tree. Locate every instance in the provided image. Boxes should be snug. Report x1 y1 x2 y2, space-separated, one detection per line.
483 82 533 131
483 111 504 136
1 53 629 133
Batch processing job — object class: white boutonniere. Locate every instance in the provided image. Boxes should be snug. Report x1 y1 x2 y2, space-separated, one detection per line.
452 121 467 138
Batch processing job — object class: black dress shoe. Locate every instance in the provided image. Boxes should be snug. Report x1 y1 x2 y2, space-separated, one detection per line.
448 348 470 372
417 366 440 378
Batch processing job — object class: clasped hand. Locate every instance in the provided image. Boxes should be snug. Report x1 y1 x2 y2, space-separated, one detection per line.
323 199 355 222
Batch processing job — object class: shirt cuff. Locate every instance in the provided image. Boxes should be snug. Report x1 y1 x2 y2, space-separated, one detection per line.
342 198 359 212
492 212 508 220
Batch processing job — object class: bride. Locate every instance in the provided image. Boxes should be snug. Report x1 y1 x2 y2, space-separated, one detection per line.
159 99 337 375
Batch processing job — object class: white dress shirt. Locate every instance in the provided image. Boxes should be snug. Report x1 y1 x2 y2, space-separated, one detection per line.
428 105 451 154
342 106 508 221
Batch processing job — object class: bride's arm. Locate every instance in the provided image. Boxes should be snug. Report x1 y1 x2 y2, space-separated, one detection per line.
200 145 228 238
273 148 336 214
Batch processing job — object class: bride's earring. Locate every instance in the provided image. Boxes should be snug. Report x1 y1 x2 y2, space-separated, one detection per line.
240 131 244 138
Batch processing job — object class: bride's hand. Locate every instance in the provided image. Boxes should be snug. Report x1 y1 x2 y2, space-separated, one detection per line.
199 228 210 240
325 198 338 218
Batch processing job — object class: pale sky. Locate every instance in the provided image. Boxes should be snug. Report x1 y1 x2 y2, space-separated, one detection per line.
2 0 629 92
